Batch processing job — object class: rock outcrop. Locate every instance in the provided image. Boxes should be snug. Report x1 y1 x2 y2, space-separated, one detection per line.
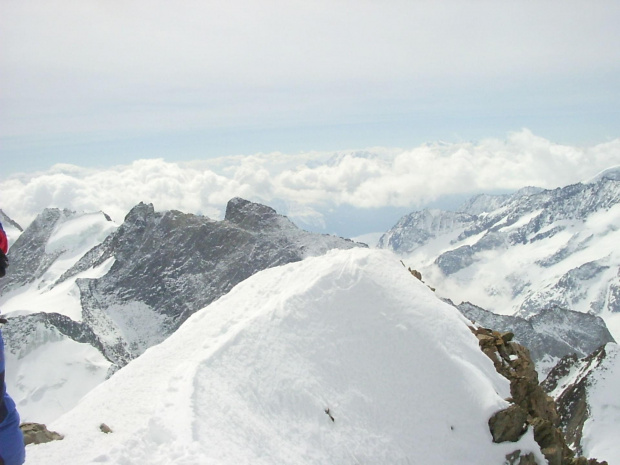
20 423 64 445
473 326 607 465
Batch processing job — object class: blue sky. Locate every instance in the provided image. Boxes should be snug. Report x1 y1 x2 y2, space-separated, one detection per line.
2 0 619 177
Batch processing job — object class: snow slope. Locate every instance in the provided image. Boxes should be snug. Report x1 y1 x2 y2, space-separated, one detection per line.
582 343 620 464
4 333 111 424
25 248 544 464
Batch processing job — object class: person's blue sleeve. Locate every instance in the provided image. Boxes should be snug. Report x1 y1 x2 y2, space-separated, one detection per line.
0 330 25 465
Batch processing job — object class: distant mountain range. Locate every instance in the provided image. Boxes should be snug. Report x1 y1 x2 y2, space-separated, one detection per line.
378 166 620 341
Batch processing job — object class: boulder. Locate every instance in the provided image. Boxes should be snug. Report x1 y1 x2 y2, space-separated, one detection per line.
489 404 528 442
20 422 64 445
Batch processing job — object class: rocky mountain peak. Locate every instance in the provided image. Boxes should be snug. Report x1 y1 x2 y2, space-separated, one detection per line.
123 201 156 226
224 197 295 232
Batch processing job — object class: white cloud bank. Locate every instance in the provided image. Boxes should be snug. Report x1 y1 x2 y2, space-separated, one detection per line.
2 130 620 232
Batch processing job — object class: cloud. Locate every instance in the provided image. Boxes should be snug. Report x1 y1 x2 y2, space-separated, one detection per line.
2 0 619 149
2 130 619 233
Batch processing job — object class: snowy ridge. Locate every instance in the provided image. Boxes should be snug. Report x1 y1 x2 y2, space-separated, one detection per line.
25 249 545 465
586 165 620 184
3 313 111 424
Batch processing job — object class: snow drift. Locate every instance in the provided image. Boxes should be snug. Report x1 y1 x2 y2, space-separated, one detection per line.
24 248 543 464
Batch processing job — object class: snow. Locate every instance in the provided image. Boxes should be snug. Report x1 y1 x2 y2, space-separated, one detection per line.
586 165 620 183
24 248 544 464
350 231 383 247
582 343 620 465
41 212 117 287
102 301 170 355
497 209 543 232
0 257 115 321
5 337 111 424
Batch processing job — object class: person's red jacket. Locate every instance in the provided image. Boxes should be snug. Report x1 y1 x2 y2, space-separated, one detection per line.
0 222 7 254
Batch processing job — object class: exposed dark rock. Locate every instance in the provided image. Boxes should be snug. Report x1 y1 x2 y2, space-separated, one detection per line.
51 199 365 364
20 422 64 445
505 450 539 465
100 423 113 434
0 209 72 294
0 209 23 233
529 417 572 465
489 404 528 443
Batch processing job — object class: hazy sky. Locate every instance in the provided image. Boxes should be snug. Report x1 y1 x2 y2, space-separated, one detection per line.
2 0 620 177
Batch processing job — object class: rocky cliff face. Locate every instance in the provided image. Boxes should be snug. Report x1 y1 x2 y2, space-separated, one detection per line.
0 208 117 297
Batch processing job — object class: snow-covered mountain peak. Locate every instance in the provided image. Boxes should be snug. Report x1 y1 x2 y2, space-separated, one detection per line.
377 209 475 254
0 209 23 245
3 198 365 380
586 165 620 184
26 248 545 465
